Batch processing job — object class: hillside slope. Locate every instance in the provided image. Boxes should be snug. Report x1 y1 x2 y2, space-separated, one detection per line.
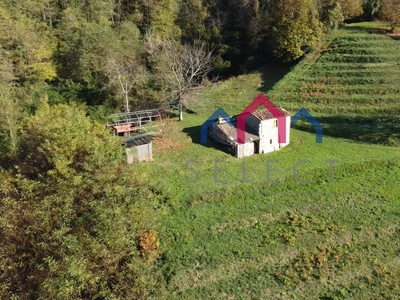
134 22 400 299
268 22 400 146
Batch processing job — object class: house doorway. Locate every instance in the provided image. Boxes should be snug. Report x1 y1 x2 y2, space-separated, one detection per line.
254 140 260 154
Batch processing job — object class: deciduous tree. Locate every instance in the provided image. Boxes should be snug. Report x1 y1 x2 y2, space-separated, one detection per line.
148 36 215 121
148 0 181 38
318 0 345 31
107 21 147 112
0 51 18 156
363 0 383 20
380 0 400 32
269 0 323 62
338 0 364 20
0 1 56 84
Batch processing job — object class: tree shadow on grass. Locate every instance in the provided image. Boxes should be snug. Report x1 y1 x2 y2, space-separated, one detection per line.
343 25 390 34
342 25 400 41
294 115 400 146
386 32 400 41
182 125 201 144
257 63 295 94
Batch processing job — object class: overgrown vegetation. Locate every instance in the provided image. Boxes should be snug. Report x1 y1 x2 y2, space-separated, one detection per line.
0 0 399 298
0 103 167 299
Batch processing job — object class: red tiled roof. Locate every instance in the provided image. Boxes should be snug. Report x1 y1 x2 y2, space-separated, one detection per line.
251 108 291 121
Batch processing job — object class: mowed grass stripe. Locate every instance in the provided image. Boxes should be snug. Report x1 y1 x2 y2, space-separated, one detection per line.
307 64 394 71
319 55 400 63
288 96 400 106
308 70 400 77
296 76 400 84
331 44 400 52
297 85 400 93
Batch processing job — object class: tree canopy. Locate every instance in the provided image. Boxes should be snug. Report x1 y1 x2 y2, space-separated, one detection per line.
380 0 400 31
0 0 392 113
269 0 323 62
0 102 166 299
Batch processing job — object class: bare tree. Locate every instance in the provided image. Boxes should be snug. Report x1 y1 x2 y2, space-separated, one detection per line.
107 57 145 113
107 22 146 113
148 36 215 121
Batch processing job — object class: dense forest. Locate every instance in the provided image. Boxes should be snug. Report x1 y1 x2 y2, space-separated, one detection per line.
0 0 398 298
0 0 390 121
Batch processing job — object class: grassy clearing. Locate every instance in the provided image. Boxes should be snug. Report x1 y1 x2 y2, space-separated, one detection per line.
131 22 400 299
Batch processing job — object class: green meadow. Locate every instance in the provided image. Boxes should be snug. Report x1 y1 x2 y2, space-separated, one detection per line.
133 22 400 299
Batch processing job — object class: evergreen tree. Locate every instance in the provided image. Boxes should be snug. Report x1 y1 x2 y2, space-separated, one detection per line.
318 0 345 31
363 0 383 20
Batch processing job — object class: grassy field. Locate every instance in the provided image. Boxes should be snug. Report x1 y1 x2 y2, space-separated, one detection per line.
132 22 400 299
268 22 400 146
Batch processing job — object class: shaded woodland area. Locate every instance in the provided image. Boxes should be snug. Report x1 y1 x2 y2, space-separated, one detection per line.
0 0 398 298
0 0 389 119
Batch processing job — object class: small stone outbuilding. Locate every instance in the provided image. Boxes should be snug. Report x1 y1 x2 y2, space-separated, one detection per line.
246 108 291 154
209 116 259 158
208 107 291 158
124 134 153 164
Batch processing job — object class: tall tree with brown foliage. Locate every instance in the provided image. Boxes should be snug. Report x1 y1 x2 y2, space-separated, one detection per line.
380 0 400 32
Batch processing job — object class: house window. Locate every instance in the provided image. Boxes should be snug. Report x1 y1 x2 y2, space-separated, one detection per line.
270 139 272 144
273 120 278 127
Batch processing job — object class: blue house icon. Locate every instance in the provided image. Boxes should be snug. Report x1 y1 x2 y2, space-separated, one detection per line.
291 107 323 143
200 107 232 144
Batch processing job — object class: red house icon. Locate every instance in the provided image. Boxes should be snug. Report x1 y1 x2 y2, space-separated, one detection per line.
237 93 287 144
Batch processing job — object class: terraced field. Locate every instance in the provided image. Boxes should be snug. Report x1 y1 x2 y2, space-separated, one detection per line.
134 22 400 299
267 23 400 145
